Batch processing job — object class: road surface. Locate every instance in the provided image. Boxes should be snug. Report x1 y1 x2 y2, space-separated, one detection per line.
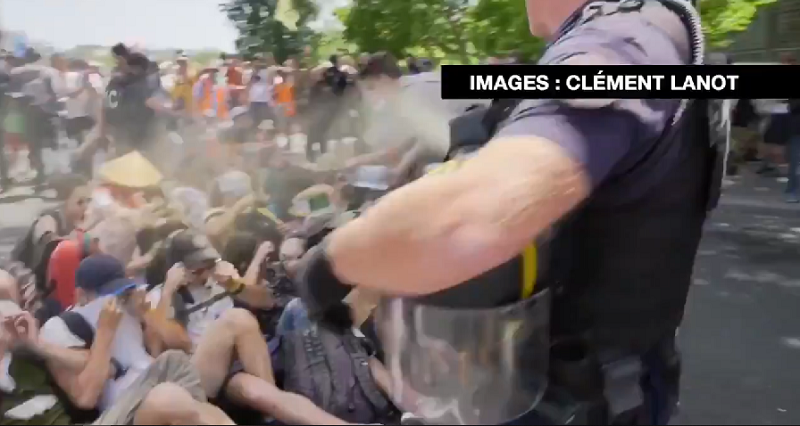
1 167 799 425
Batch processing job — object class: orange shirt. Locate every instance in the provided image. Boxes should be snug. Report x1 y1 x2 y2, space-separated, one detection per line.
275 82 295 116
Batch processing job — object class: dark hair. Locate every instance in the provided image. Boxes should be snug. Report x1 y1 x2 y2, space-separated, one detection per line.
223 233 260 275
126 53 150 70
51 174 88 200
111 43 129 58
140 221 189 286
360 52 402 79
329 55 339 66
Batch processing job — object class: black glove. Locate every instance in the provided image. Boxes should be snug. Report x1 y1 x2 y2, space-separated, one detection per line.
296 239 353 322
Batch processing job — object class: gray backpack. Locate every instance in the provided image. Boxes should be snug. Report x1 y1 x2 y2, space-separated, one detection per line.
281 323 396 424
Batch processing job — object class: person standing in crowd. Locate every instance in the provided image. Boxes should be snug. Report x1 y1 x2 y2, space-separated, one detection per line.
757 54 796 176
0 31 10 191
247 53 278 128
226 55 245 108
8 50 67 189
94 45 180 170
194 69 230 120
64 59 99 150
296 0 713 424
785 96 800 202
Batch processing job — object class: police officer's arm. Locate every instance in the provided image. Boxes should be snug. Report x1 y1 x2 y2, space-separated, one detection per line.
304 23 683 298
327 134 590 295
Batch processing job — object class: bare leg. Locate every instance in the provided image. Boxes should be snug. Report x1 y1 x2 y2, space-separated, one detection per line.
133 383 235 425
191 308 274 398
225 372 352 425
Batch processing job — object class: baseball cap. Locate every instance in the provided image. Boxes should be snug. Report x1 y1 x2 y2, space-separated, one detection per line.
165 230 220 270
75 254 137 297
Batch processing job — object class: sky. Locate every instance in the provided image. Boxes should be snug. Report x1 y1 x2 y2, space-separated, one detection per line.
1 0 243 51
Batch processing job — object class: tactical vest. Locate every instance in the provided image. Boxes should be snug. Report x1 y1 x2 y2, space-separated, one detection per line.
417 0 717 354
1 355 70 425
104 74 156 143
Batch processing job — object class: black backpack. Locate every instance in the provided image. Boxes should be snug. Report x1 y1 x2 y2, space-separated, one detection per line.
281 323 397 424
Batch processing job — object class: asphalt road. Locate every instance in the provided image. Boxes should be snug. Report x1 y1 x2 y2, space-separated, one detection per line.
1 167 799 425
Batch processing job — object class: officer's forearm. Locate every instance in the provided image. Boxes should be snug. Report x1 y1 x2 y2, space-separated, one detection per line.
327 136 590 295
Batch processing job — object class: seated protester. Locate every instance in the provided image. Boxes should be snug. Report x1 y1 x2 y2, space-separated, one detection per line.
272 288 400 424
204 170 257 248
224 233 298 338
11 174 90 272
128 220 189 283
0 278 77 425
205 170 284 249
137 234 363 425
0 267 144 425
151 229 276 346
262 149 318 223
84 151 168 265
37 254 257 424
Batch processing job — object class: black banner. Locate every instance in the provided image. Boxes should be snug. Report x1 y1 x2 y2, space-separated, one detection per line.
440 65 800 99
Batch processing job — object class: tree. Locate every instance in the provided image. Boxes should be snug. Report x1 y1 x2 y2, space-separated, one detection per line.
700 0 777 48
467 0 545 62
221 0 319 63
339 0 474 62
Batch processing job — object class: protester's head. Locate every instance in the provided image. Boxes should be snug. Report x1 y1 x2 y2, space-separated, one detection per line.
53 174 90 227
223 233 260 276
75 254 138 306
125 52 151 76
50 53 67 72
176 55 189 72
210 170 253 208
165 230 220 286
279 237 306 279
111 43 130 70
359 52 402 99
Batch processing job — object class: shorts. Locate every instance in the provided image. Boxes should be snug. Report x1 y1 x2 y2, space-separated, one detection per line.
764 114 793 146
93 350 206 425
250 102 275 128
65 116 96 140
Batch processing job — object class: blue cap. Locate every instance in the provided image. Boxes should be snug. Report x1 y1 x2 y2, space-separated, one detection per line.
75 254 137 296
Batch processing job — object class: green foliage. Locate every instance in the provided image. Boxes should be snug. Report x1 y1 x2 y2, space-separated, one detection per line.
468 0 545 62
220 0 319 63
700 0 778 48
223 0 775 65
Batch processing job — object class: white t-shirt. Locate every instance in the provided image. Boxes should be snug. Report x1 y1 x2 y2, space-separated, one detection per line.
147 280 234 348
39 291 157 410
64 71 93 119
248 69 273 104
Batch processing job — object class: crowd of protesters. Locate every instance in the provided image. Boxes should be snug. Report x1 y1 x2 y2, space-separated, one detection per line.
0 31 478 425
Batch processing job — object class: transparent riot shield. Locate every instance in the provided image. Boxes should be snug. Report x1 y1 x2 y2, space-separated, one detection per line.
375 289 551 425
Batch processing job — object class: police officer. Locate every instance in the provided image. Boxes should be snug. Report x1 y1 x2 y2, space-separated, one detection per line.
296 0 716 424
95 48 179 171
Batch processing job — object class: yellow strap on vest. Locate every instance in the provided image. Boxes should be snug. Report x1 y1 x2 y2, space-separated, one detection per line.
521 244 537 299
257 207 286 227
426 158 538 299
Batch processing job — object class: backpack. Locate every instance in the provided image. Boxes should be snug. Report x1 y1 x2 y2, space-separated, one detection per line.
281 323 396 424
11 209 67 296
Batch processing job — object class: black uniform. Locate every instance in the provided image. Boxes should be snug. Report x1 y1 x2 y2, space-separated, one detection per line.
103 70 162 155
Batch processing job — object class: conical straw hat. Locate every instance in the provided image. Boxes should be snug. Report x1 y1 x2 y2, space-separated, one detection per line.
98 151 163 189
